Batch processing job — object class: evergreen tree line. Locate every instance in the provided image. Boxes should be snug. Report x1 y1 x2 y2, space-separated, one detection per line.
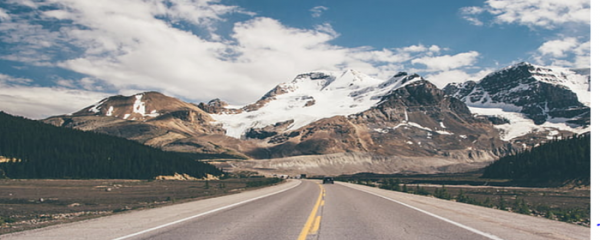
482 133 590 183
0 112 222 179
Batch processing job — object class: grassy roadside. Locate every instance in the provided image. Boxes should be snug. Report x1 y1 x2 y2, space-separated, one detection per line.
337 174 590 227
0 178 283 235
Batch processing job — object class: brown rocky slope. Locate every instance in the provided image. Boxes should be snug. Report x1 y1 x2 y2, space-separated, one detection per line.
43 77 517 175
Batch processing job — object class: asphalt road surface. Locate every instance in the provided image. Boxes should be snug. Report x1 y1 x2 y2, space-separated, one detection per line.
2 180 589 240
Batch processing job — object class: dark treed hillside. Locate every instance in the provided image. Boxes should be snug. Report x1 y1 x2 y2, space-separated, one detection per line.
482 133 590 185
0 112 222 179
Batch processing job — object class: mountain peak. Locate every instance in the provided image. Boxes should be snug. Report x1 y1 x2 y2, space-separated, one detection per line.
393 72 408 78
210 69 433 138
443 62 590 140
512 61 533 67
76 91 199 121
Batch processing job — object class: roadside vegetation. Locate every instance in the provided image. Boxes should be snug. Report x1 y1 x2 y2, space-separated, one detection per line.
0 177 283 235
342 176 589 227
339 133 590 226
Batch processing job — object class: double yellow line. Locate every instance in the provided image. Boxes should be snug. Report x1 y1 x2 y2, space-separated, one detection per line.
297 183 325 240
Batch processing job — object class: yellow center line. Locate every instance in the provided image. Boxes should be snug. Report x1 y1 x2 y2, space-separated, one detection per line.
309 216 322 234
297 183 325 240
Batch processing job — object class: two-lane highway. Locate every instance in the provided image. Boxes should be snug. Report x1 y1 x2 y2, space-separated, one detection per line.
2 180 589 240
127 180 320 240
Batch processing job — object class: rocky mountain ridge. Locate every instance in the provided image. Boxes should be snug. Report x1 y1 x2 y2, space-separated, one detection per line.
443 62 590 143
42 63 590 175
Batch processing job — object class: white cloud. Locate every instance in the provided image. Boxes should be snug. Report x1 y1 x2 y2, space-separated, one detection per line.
401 44 443 54
537 37 578 57
6 0 37 8
0 20 64 65
411 51 480 72
310 6 328 18
0 81 110 119
402 44 427 52
535 37 590 68
0 8 11 21
0 0 488 119
461 0 590 68
460 6 484 26
462 0 590 29
425 69 493 88
572 40 591 67
0 73 32 84
428 45 441 53
351 48 411 63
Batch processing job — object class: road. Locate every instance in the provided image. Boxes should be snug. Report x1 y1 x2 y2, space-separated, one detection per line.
2 180 589 240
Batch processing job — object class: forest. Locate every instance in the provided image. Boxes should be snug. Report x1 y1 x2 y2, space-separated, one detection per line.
0 112 223 179
482 133 590 185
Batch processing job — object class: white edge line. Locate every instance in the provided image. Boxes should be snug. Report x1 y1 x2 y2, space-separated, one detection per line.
112 180 302 240
344 183 504 240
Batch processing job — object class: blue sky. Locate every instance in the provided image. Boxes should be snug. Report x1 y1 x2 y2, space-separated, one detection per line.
0 0 592 119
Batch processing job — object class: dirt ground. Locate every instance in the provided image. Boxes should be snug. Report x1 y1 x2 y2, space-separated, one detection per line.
0 178 281 235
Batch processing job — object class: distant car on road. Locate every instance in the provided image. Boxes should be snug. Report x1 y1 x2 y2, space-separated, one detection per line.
322 177 334 184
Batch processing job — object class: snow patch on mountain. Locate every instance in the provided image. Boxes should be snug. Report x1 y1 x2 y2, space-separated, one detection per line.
464 91 523 112
529 65 590 106
486 62 590 106
445 62 590 141
123 94 160 120
88 98 108 114
212 69 423 138
470 106 588 141
391 121 453 135
106 106 114 117
133 95 146 116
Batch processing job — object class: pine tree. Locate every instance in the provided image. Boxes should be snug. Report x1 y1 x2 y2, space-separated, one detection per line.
0 112 223 179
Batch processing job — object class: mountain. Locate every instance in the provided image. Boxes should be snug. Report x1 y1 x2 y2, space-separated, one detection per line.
221 73 512 176
44 91 250 159
41 64 590 176
202 69 413 139
0 111 223 179
443 62 590 145
194 70 510 160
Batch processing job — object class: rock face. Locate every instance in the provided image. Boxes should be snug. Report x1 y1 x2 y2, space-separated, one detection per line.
250 78 509 161
43 92 249 159
443 62 590 145
198 99 240 114
354 79 507 156
41 63 590 175
444 62 589 125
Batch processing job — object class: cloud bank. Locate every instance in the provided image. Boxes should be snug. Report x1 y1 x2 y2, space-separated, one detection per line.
461 0 590 68
0 0 590 119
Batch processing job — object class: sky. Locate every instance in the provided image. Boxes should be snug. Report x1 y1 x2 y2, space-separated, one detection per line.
0 0 593 119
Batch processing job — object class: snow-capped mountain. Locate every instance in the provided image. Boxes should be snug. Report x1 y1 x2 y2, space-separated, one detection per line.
43 92 243 158
443 62 590 141
71 91 210 121
201 69 423 139
42 63 590 175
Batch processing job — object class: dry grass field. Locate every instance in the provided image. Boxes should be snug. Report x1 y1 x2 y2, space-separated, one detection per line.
0 178 281 235
341 173 590 227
